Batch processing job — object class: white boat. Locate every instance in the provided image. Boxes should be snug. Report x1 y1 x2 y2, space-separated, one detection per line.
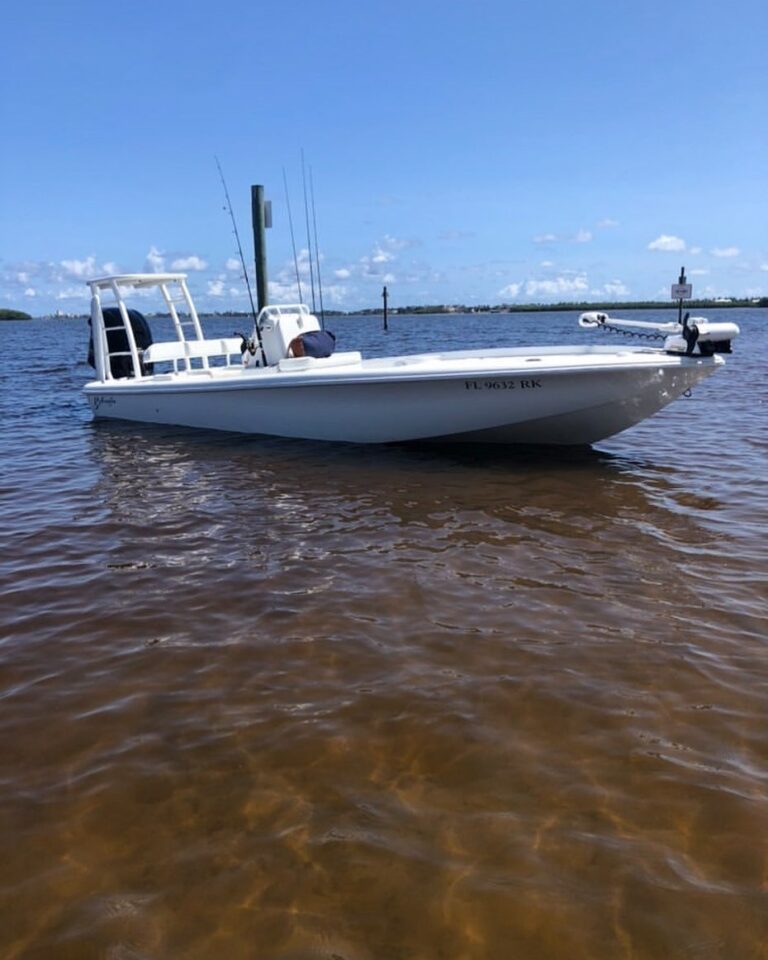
83 273 739 445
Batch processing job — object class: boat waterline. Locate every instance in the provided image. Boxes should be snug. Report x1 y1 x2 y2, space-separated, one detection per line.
84 351 719 444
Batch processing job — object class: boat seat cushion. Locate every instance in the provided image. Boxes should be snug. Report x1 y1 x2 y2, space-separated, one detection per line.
143 337 243 364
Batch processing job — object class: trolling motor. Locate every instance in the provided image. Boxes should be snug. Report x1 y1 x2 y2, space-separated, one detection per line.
681 312 699 355
666 317 738 355
579 267 740 356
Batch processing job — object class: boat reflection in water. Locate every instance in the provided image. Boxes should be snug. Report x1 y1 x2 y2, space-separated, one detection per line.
53 419 764 960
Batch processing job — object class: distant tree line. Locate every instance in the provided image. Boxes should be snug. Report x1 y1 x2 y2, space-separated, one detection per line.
8 297 767 321
347 297 768 316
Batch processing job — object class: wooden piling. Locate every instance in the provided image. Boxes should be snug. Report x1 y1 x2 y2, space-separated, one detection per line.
251 185 269 312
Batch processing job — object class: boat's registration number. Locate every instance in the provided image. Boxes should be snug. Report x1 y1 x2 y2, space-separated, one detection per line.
464 379 542 391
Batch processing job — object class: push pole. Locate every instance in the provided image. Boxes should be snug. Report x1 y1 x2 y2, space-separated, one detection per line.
382 285 389 332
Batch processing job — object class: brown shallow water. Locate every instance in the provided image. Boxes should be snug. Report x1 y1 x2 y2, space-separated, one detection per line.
1 309 767 959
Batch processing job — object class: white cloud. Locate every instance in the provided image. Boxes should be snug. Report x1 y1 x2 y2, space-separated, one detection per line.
293 248 311 276
24 288 36 297
539 260 554 268
369 235 409 265
268 278 301 302
534 230 591 244
58 256 118 280
171 255 208 271
145 246 166 272
319 284 351 306
525 275 588 298
61 256 98 278
601 280 629 297
257 236 420 309
690 268 709 276
648 235 686 252
268 269 351 307
360 235 411 276
499 282 522 298
689 247 702 255
711 246 739 258
56 286 90 300
597 218 619 228
384 234 410 252
225 257 242 272
17 271 29 283
372 247 394 265
264 248 323 303
207 279 225 296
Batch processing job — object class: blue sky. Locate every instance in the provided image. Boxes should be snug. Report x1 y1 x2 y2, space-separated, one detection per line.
1 0 766 314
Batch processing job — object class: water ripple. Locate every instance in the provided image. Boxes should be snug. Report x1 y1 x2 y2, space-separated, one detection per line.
1 310 767 958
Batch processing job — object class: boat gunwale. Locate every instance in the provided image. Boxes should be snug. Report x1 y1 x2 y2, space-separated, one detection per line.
84 348 721 395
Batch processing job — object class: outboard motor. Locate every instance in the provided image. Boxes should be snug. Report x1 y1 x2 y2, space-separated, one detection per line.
87 308 154 378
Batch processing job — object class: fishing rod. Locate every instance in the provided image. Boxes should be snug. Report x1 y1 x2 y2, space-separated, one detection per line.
301 149 317 313
282 167 303 304
309 165 326 329
214 156 266 365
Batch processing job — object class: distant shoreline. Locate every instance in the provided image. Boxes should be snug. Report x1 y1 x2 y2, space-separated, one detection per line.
13 297 767 321
339 298 767 318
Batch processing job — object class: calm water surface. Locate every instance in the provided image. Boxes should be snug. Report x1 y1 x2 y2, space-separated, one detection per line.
1 309 767 959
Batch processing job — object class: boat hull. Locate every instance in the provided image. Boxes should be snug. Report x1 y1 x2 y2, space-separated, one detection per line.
84 350 722 445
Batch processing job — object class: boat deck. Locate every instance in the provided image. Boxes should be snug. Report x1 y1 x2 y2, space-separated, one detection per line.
86 342 717 393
